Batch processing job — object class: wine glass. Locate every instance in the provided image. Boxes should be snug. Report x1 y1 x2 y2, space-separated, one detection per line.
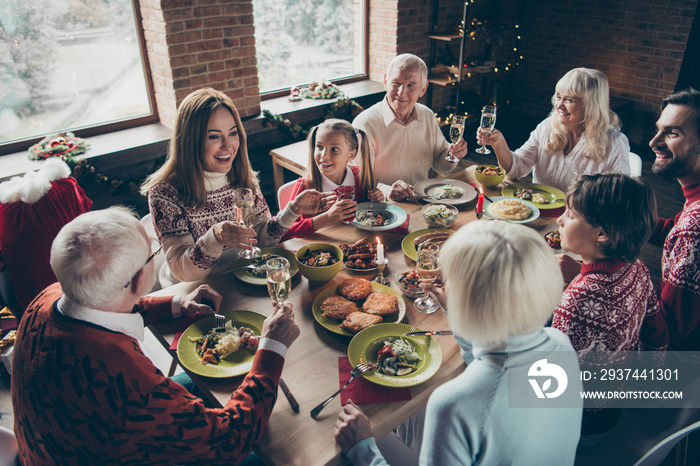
234 188 261 258
266 257 291 307
413 242 441 314
476 106 497 155
446 115 465 163
337 185 356 224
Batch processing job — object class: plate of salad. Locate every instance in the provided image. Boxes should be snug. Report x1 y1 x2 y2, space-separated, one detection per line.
347 322 443 387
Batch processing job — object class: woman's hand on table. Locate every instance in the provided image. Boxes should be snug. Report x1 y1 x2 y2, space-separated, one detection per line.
261 302 300 348
213 221 257 249
179 284 221 316
291 189 337 215
389 180 414 201
334 399 373 454
448 138 468 161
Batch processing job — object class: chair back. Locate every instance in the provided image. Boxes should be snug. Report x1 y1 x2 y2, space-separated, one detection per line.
140 214 164 292
634 419 700 465
0 426 18 466
629 152 643 177
277 179 298 210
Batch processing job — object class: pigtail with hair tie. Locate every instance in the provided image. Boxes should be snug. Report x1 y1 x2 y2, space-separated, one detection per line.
354 127 362 158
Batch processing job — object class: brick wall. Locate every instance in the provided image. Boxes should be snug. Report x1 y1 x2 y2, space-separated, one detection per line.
513 0 697 148
139 0 261 129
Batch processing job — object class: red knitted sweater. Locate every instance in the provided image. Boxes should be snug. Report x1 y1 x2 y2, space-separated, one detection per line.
553 258 669 355
649 184 700 350
12 283 283 465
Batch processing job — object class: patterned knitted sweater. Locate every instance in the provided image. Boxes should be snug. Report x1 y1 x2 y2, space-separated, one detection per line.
553 258 669 356
12 283 283 465
148 171 298 284
649 183 700 350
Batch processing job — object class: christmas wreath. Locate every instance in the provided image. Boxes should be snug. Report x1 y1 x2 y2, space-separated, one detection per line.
302 81 344 100
28 132 89 162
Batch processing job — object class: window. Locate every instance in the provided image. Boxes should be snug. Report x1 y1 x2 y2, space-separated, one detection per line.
252 0 367 95
0 0 156 154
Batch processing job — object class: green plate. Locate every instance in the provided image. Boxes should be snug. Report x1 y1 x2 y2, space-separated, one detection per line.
312 282 406 337
401 228 455 262
347 323 443 388
176 310 266 378
483 196 540 224
353 203 408 232
231 248 299 286
501 182 565 209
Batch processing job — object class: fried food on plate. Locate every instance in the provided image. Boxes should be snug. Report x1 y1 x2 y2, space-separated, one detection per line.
320 295 359 320
488 198 531 220
339 311 383 333
413 231 452 247
362 292 399 317
337 277 373 301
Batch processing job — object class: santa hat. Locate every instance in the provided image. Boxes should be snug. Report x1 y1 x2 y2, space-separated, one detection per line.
0 158 72 204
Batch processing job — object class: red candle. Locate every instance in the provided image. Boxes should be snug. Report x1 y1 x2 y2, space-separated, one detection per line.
476 188 485 213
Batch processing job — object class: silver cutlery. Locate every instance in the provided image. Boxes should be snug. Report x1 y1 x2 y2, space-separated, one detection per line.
213 312 226 332
279 378 299 413
310 362 375 419
403 331 453 336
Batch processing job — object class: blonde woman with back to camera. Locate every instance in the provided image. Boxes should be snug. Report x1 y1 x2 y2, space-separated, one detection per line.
477 68 630 191
334 221 583 465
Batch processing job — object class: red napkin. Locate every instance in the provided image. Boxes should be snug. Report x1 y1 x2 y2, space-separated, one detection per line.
540 206 565 218
387 215 410 235
169 314 206 350
338 357 412 404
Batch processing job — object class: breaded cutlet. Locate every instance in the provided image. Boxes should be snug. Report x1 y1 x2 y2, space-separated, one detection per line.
337 277 373 301
339 312 383 333
320 295 358 320
362 292 399 317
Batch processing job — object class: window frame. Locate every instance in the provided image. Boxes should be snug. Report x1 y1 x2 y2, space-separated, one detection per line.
259 0 370 101
0 0 159 156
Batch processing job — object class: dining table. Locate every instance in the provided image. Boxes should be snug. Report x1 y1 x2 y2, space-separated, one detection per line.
146 165 562 466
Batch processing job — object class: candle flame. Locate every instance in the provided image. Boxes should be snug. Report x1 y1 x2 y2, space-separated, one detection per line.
479 186 484 195
376 237 381 245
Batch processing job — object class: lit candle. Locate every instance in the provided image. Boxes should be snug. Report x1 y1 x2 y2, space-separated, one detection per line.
376 237 384 263
476 187 485 214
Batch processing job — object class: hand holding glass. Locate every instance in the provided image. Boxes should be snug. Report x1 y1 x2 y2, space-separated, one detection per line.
234 188 261 258
337 185 356 224
413 242 441 313
446 115 465 163
476 106 497 155
266 257 291 306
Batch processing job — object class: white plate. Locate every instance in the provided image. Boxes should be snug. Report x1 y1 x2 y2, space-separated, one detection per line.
353 203 408 232
414 179 477 205
483 196 540 224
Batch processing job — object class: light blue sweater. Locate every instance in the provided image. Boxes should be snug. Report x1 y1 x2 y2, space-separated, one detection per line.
347 328 583 466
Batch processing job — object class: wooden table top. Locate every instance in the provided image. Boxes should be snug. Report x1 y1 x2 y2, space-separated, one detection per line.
148 167 559 466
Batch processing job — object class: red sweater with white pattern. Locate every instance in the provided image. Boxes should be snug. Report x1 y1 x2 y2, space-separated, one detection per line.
12 283 283 465
649 183 700 351
553 258 669 356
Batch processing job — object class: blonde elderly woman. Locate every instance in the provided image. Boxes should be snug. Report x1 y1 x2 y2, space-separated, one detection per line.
477 68 630 191
335 221 583 465
141 88 334 286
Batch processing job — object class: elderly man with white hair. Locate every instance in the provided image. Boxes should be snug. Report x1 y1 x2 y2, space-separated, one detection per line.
11 206 299 465
353 53 469 201
334 221 582 465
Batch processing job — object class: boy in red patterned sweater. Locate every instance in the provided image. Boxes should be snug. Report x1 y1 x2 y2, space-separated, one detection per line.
648 88 700 351
553 173 669 355
11 207 300 465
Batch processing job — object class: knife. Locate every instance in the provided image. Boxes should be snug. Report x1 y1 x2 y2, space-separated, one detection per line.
279 378 299 413
402 331 453 336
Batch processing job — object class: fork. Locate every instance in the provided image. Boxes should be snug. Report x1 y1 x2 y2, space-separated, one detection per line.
310 362 375 419
213 312 226 332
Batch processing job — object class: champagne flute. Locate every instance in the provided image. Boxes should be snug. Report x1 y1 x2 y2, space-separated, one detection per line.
413 242 441 314
446 115 465 163
234 188 261 258
266 257 291 307
476 106 497 155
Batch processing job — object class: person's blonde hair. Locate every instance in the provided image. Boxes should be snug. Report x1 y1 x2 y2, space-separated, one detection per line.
545 68 620 162
141 88 256 207
304 119 375 196
440 221 564 346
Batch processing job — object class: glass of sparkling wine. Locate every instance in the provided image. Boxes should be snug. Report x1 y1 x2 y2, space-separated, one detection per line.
234 188 261 258
413 242 441 314
446 115 465 163
476 106 497 155
266 257 291 307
